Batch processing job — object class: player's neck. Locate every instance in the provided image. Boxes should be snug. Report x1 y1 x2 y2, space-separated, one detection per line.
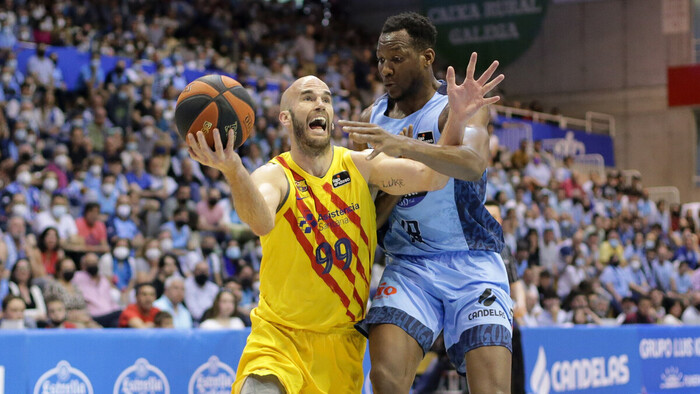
291 145 334 178
393 77 441 115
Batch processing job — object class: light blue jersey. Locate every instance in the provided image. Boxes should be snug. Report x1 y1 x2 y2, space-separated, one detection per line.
359 83 512 370
370 83 504 257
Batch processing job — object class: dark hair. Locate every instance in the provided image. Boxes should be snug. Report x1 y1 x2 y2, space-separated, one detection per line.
83 202 100 215
662 297 681 313
2 294 24 311
154 310 173 327
10 258 33 285
50 193 67 204
158 253 184 276
54 257 75 279
37 226 60 252
135 282 156 296
381 12 437 50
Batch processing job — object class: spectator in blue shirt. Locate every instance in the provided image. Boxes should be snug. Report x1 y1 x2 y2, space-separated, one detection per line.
652 244 676 293
600 255 633 312
97 173 119 217
125 153 152 191
0 18 16 49
6 163 40 212
674 233 699 270
153 276 192 329
107 195 142 246
673 261 693 295
160 207 191 251
77 52 105 93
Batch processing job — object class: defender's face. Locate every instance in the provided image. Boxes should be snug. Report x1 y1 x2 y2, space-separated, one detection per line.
376 30 424 101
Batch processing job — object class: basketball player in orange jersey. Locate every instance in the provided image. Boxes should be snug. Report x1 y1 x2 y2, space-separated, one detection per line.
186 60 501 392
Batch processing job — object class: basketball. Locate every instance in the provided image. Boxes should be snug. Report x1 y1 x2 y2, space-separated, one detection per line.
175 74 256 150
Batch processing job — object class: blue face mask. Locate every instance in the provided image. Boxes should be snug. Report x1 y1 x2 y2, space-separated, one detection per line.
226 246 241 260
609 239 619 248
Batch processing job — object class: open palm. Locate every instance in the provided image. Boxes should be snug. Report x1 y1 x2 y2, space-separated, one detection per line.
446 52 504 122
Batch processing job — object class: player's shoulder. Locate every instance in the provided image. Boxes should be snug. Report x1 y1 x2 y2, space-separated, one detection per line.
251 161 288 187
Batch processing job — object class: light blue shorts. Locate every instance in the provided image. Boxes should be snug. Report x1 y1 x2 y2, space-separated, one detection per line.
356 250 513 375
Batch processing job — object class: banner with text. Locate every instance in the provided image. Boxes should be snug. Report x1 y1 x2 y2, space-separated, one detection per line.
522 325 700 394
422 0 548 71
0 329 374 394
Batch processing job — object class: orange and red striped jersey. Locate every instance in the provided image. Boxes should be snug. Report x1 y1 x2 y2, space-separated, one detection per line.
256 146 377 331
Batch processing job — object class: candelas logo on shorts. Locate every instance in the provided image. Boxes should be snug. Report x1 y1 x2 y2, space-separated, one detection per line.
33 360 94 394
188 356 236 394
113 358 170 394
529 347 629 394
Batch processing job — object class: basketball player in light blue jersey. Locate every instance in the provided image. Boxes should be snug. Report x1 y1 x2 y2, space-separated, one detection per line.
340 13 511 394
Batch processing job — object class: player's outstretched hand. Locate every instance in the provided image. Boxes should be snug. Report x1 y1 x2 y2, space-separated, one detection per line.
446 52 504 123
187 128 242 173
340 121 413 160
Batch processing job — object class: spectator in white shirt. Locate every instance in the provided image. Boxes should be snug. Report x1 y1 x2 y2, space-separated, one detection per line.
682 292 700 325
524 152 552 188
184 261 219 322
200 290 245 330
537 291 568 326
662 297 684 325
33 194 82 251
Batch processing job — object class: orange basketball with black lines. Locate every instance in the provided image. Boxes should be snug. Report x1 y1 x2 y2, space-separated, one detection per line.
175 74 256 150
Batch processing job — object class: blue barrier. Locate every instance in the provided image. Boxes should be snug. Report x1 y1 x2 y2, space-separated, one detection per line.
0 328 373 393
521 325 700 394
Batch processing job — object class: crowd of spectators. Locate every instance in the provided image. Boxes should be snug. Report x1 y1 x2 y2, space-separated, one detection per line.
488 137 700 327
0 0 699 335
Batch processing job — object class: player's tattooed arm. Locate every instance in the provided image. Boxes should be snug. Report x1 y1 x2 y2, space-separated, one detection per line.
351 150 448 196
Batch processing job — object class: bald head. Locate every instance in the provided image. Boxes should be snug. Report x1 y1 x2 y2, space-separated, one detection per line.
280 76 329 111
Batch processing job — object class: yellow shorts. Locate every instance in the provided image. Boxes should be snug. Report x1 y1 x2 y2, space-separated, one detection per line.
232 310 366 394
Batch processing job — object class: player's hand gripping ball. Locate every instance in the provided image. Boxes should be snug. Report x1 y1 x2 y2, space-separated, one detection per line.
175 74 256 150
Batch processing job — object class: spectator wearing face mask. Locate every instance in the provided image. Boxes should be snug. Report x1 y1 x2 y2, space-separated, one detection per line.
197 235 221 280
75 202 110 254
600 255 633 312
73 253 121 327
106 195 143 246
43 257 100 328
599 229 626 266
38 172 60 211
134 238 162 282
184 261 218 322
160 207 191 251
95 173 120 217
627 256 651 296
77 52 105 94
196 188 228 236
6 163 40 212
27 43 55 87
98 238 135 306
3 215 40 273
222 240 243 279
34 194 82 251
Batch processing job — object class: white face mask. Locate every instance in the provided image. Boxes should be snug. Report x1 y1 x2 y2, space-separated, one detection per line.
117 204 131 218
160 238 173 252
145 248 161 261
12 204 29 217
43 177 58 192
102 183 115 196
631 260 641 270
113 246 130 260
52 205 67 218
90 165 102 176
17 171 31 185
55 154 69 168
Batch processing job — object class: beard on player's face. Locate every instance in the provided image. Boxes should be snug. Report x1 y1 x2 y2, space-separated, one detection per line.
289 110 331 157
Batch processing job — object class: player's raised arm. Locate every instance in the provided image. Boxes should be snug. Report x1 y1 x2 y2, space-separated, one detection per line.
187 128 285 236
341 52 503 182
351 148 449 196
